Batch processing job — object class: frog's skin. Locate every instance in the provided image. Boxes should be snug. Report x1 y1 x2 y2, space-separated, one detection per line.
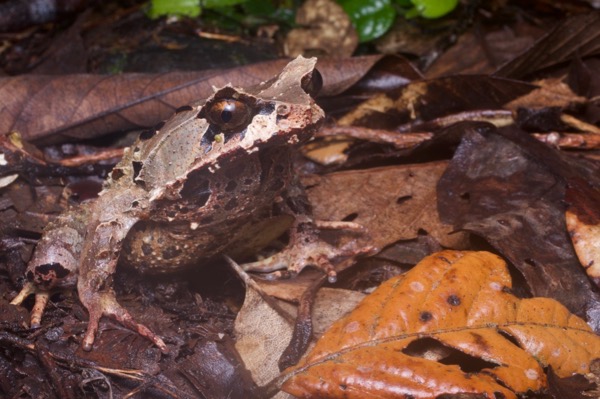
11 57 359 354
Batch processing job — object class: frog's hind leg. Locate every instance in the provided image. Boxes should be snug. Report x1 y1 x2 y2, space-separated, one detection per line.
77 284 168 353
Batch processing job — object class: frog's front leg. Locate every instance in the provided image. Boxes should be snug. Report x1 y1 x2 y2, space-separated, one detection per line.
12 191 168 353
76 198 168 353
241 182 370 282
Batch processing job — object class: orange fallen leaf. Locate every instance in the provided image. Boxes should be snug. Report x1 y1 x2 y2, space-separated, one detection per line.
282 251 600 399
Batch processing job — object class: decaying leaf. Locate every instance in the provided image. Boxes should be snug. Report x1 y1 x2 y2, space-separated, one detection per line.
494 12 600 79
1 57 380 143
235 276 295 389
282 251 600 399
305 162 468 252
565 178 600 287
506 78 586 111
235 267 364 393
437 124 600 329
425 20 539 77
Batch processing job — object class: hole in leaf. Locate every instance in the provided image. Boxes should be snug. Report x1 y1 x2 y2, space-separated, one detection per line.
224 198 238 211
111 168 124 180
403 338 499 373
396 195 412 205
497 330 521 348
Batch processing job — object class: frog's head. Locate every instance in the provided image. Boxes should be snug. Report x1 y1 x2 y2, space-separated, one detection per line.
133 56 324 192
197 55 325 152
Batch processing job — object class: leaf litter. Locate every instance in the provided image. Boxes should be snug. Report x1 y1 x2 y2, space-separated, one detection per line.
2 6 600 399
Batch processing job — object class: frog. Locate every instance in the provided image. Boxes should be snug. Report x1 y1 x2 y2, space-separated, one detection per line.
10 56 362 354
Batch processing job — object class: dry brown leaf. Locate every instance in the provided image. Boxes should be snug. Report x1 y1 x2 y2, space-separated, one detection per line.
426 23 538 77
494 12 600 79
281 251 600 399
1 57 379 143
236 280 364 389
506 78 586 110
437 125 600 327
235 279 294 390
305 162 468 251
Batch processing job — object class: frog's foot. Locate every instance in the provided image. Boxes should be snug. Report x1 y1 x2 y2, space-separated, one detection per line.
79 290 169 353
10 282 50 327
242 240 340 282
241 220 372 283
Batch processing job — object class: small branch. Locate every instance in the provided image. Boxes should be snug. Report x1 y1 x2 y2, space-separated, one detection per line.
317 126 432 149
560 114 600 135
533 132 600 149
57 147 123 167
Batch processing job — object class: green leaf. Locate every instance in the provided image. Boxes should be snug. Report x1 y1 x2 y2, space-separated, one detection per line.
202 0 249 8
411 0 458 18
241 0 276 15
241 0 295 26
338 0 396 42
148 0 202 18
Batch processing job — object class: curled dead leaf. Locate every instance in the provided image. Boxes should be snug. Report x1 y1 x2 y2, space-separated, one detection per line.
282 251 600 399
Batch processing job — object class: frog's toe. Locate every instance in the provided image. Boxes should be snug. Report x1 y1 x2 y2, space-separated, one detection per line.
241 253 288 274
10 282 50 328
30 291 50 327
82 305 101 352
80 292 169 353
10 282 35 306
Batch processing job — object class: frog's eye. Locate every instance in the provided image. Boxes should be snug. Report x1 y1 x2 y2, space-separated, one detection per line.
301 69 323 97
205 99 252 131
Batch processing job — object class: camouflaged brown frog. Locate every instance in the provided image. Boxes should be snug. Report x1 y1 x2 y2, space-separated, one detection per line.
11 56 362 353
